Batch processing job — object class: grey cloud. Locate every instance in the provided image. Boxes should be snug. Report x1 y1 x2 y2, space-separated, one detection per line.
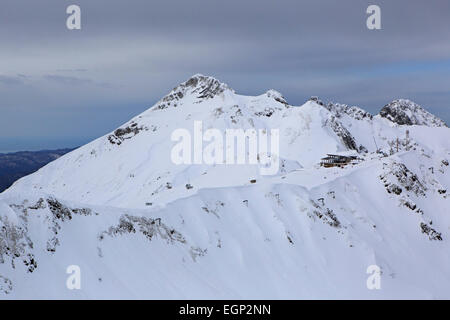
43 74 113 88
55 68 88 72
43 74 93 86
0 0 449 151
0 75 24 86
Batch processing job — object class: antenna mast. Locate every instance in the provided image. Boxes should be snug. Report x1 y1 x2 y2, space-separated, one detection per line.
373 136 379 153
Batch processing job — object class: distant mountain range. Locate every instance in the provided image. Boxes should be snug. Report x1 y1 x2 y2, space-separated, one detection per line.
0 148 75 192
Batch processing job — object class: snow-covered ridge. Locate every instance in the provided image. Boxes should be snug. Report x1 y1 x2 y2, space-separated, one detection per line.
1 75 450 299
324 101 373 121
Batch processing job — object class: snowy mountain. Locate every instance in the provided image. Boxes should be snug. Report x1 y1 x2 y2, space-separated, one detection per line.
1 74 449 299
379 99 447 127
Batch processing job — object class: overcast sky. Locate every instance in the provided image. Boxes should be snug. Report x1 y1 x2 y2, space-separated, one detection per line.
0 0 449 152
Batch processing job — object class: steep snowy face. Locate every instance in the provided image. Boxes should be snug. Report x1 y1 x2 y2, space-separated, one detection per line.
379 99 447 127
1 75 450 299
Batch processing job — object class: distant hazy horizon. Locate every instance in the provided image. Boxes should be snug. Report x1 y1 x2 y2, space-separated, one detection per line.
0 137 84 154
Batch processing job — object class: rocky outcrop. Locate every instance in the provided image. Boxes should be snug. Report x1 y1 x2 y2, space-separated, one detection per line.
328 116 359 151
379 99 447 127
325 102 373 121
155 74 233 110
107 121 147 145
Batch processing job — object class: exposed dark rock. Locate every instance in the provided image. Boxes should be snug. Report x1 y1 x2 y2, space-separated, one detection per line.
107 121 147 145
401 199 417 211
0 213 34 271
386 184 402 195
309 96 325 106
328 116 358 151
47 198 73 221
44 197 95 252
420 222 442 241
154 74 232 110
381 162 427 196
310 200 341 228
255 108 275 117
325 102 373 121
100 214 186 245
266 89 288 105
0 276 12 294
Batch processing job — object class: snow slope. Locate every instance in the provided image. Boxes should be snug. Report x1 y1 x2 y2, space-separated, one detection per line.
1 75 449 299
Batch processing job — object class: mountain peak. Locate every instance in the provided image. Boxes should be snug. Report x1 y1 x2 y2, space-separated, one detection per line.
154 74 233 110
324 102 373 121
265 89 288 105
183 74 231 93
379 99 447 127
308 96 326 106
